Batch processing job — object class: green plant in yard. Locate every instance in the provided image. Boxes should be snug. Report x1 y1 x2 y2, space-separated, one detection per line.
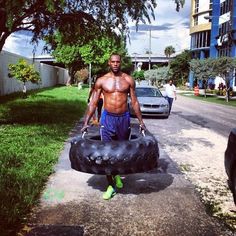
0 86 88 235
169 49 191 86
213 57 236 102
8 59 40 96
189 58 217 98
132 70 145 83
144 66 170 86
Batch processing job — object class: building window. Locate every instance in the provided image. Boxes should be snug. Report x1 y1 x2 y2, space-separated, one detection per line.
220 0 231 15
218 45 231 57
209 0 213 9
191 31 211 49
194 0 199 14
219 21 231 36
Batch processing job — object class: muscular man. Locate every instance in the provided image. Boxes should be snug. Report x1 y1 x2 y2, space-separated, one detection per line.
81 53 146 200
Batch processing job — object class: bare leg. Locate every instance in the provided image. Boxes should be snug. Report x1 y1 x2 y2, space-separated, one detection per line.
106 175 115 188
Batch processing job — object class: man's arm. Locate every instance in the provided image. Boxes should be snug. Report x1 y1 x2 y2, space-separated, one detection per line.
81 80 102 132
129 77 146 130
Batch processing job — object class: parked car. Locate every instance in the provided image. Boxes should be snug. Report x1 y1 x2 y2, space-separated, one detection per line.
224 128 236 204
128 85 169 118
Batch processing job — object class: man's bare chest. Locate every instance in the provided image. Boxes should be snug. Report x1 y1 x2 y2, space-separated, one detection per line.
102 77 130 93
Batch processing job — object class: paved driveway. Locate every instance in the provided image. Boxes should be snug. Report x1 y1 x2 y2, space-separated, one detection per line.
26 115 233 235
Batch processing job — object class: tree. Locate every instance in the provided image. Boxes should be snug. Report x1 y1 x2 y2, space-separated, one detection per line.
74 68 89 83
189 58 217 97
174 0 185 11
213 57 236 102
132 70 145 84
50 33 132 84
8 58 40 97
51 43 84 85
144 66 169 86
0 1 185 52
169 50 191 86
164 45 176 58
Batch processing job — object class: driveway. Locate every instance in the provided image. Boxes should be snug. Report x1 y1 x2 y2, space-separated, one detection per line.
26 105 234 236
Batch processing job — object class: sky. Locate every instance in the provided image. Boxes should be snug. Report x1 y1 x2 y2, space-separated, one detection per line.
3 0 191 58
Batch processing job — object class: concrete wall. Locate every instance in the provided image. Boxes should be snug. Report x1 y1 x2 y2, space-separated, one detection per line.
0 50 68 96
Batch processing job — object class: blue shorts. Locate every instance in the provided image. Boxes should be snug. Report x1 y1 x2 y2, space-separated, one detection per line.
100 109 131 142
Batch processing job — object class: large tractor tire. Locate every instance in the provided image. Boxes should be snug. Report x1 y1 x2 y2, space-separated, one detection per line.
69 130 159 175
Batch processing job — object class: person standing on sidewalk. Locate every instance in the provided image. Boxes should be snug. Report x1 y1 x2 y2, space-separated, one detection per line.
165 79 177 113
81 53 146 200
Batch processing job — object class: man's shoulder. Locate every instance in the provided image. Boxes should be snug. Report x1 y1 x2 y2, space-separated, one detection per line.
121 72 133 81
99 72 112 80
97 74 109 81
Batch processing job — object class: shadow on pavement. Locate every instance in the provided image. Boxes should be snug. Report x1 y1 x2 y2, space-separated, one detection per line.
26 225 84 236
87 158 175 195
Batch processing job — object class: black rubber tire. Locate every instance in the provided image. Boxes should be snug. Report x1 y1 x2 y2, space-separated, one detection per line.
69 130 159 175
232 167 236 205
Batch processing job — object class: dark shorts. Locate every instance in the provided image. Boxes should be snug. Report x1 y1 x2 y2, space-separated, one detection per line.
100 109 131 142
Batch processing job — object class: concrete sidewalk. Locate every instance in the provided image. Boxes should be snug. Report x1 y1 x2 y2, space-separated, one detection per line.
26 120 233 236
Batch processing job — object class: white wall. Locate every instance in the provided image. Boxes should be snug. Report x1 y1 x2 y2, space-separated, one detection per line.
0 50 68 96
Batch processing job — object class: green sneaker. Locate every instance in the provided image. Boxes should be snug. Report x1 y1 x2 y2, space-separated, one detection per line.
114 175 123 189
102 185 116 200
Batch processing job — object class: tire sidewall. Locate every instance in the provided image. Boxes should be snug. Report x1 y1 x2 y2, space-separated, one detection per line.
70 131 159 175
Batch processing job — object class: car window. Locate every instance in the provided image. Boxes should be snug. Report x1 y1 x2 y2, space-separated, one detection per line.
136 88 162 97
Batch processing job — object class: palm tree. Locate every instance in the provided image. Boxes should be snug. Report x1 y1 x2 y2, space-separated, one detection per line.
164 46 176 58
164 46 176 67
175 0 185 11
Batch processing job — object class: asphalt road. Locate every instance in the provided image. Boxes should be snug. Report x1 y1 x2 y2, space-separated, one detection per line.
172 94 236 138
26 95 236 236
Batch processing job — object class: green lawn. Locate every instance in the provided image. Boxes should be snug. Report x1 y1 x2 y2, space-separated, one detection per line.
179 91 236 107
0 86 88 235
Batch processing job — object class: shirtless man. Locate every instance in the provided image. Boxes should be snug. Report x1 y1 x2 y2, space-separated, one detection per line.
81 53 146 200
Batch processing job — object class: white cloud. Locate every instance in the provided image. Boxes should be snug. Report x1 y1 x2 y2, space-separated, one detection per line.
3 32 46 58
2 1 191 58
127 0 191 56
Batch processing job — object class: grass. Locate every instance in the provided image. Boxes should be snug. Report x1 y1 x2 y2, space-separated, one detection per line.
0 85 88 235
179 91 236 107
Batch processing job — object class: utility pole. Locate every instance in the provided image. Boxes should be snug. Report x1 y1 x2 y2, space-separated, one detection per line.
89 63 92 89
133 52 138 71
149 28 151 70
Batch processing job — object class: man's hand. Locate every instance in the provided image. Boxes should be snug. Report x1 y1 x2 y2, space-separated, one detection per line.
139 123 147 132
81 124 90 133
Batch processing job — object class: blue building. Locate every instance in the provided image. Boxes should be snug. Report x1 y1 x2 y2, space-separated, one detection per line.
190 0 236 91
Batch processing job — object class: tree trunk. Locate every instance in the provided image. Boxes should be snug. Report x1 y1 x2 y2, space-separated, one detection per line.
23 82 27 99
0 31 10 52
224 77 230 102
204 83 207 98
225 86 229 103
66 67 73 86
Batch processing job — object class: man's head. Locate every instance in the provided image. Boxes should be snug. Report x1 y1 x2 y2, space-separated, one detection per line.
169 79 173 86
108 53 121 75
